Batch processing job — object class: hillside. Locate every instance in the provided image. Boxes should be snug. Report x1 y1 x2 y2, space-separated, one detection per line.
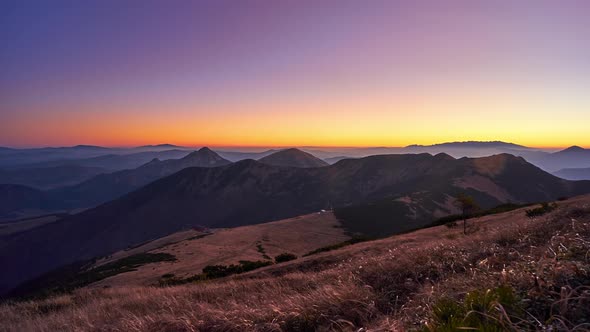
2 195 589 331
1 153 589 295
258 148 328 168
88 212 348 289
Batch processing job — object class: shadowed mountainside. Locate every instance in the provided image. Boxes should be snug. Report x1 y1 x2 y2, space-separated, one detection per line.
1 153 589 295
258 148 328 168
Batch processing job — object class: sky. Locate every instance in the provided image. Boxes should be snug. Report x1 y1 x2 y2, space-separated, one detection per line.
1 0 590 148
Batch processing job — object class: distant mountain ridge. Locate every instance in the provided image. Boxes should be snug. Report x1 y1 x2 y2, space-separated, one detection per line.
49 147 231 208
2 152 589 294
0 165 106 190
258 148 328 168
406 141 529 149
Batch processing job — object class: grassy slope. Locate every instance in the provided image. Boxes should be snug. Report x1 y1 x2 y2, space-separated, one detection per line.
2 195 590 331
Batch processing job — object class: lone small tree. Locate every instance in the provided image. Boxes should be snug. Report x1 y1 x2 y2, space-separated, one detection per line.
455 193 479 234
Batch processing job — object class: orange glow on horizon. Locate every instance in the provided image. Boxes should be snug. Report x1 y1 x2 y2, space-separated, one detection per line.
3 89 589 150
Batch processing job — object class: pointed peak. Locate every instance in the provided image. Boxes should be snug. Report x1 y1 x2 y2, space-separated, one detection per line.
179 148 231 165
198 147 214 153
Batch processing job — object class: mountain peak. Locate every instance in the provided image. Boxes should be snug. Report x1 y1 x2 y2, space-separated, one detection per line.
180 148 231 166
561 146 586 153
198 147 214 153
258 148 328 168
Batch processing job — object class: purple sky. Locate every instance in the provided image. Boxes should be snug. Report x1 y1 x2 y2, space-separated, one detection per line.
1 1 590 147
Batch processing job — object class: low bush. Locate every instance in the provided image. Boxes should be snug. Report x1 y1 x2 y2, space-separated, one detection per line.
275 253 298 263
159 260 273 286
525 202 557 218
432 203 533 227
303 236 371 257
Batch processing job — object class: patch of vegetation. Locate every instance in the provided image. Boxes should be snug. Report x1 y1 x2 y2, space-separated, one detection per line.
275 253 298 263
423 286 522 332
159 260 273 286
303 236 371 257
254 242 272 260
432 202 533 227
525 202 557 218
186 233 212 241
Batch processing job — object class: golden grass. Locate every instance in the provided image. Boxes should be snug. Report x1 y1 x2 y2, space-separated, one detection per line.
2 196 590 331
88 211 349 288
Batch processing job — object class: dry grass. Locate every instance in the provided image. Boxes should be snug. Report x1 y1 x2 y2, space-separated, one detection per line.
2 196 590 331
88 211 349 288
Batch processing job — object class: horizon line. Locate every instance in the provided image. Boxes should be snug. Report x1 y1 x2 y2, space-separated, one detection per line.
0 141 584 150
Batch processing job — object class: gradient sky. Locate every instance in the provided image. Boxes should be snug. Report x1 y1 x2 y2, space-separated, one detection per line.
1 0 590 148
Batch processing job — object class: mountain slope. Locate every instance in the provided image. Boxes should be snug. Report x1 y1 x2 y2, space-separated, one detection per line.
258 148 328 168
2 153 589 294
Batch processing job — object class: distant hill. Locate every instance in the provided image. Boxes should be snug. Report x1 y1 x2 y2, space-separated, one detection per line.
553 167 590 180
0 165 106 190
2 153 589 294
406 141 529 149
50 147 231 208
258 148 328 168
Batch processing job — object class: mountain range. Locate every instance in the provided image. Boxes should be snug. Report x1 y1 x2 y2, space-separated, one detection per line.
0 148 328 219
1 152 589 294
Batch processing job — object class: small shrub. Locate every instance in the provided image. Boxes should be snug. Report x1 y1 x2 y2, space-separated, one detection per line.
303 236 371 257
444 221 457 228
275 253 298 263
160 260 273 286
525 202 557 218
